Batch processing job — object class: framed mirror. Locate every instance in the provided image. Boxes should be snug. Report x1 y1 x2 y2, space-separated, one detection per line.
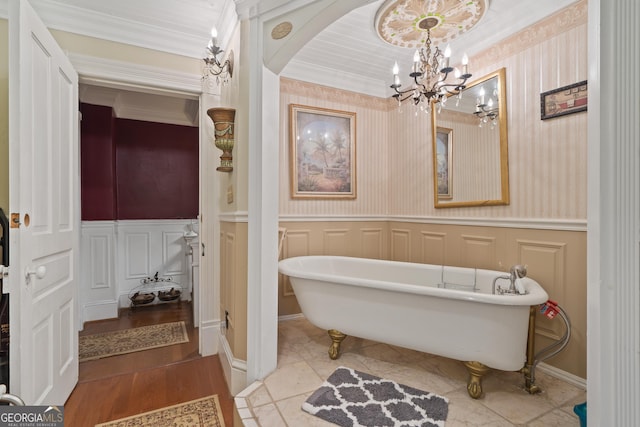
431 67 509 208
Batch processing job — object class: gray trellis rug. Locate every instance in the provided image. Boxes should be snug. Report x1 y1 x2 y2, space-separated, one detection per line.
302 366 449 427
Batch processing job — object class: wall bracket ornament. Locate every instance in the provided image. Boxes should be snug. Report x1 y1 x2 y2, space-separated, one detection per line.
207 108 236 172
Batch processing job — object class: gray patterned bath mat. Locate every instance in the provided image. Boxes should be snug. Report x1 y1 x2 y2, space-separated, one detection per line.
302 366 449 427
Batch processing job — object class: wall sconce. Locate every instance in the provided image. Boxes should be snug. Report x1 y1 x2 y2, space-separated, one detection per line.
203 27 233 86
207 108 235 172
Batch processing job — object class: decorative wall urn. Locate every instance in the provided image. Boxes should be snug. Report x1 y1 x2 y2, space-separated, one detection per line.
207 107 236 172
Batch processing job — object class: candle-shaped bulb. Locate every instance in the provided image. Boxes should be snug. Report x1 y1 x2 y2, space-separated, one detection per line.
479 87 485 105
394 74 400 86
210 27 218 38
488 98 494 107
392 61 399 75
461 53 469 75
413 50 420 63
454 67 461 78
441 45 451 70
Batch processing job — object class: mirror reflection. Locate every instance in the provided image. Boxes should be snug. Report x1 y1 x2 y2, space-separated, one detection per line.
432 67 510 208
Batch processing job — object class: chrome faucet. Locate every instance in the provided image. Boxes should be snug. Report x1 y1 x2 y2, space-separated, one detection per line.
509 264 527 293
492 264 528 295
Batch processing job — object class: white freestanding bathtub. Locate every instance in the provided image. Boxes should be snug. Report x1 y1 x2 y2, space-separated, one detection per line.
278 255 549 398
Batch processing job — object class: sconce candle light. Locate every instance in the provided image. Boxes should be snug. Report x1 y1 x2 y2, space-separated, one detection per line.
203 26 233 86
207 108 236 172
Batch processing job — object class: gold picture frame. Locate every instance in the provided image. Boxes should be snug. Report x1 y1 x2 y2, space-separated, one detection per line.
435 127 453 200
289 104 356 199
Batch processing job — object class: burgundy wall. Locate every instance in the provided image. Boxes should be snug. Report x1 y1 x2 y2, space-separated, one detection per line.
80 104 117 220
115 119 199 219
80 103 199 220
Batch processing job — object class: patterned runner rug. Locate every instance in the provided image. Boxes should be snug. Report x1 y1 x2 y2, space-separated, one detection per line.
95 394 226 427
79 321 189 362
303 366 449 427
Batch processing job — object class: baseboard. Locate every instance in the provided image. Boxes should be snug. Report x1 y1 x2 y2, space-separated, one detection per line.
82 300 118 323
199 319 220 356
218 332 248 396
278 313 304 322
537 362 587 390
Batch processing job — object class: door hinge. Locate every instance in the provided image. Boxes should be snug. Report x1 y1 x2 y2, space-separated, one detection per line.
10 213 20 228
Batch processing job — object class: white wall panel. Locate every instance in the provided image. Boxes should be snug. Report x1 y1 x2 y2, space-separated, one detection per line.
124 233 150 278
89 236 109 290
80 220 196 322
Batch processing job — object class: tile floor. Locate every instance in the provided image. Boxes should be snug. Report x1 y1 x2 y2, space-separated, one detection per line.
236 317 586 426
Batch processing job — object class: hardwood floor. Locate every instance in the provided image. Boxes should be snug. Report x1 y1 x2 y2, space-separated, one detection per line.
65 302 234 426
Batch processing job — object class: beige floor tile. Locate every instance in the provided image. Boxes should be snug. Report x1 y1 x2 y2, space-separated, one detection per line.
478 386 556 424
372 363 462 396
263 360 324 401
276 393 335 427
252 403 287 427
529 371 585 407
527 408 581 427
244 318 587 427
445 389 514 426
247 384 274 408
305 352 372 379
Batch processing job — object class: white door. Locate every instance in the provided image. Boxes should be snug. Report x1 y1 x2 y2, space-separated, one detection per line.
8 0 79 404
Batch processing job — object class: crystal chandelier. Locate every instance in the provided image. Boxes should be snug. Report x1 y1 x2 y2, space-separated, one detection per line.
474 86 499 129
390 20 471 111
203 27 233 86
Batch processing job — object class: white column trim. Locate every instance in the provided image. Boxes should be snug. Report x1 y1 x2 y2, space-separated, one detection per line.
588 0 640 425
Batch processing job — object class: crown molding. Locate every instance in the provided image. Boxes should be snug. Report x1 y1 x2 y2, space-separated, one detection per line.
69 53 202 96
281 58 389 98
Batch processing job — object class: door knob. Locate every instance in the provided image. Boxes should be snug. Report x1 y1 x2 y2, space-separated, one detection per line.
25 265 46 280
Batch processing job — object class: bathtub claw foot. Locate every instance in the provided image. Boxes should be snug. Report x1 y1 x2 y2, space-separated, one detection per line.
464 361 490 399
328 329 347 360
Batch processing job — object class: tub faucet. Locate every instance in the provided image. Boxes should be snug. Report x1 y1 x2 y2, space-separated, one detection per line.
492 265 528 295
508 264 527 294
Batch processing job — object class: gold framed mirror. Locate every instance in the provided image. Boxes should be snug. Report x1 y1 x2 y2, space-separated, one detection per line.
432 67 509 208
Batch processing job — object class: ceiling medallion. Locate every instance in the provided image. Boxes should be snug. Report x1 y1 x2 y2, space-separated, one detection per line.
375 0 488 48
271 22 293 40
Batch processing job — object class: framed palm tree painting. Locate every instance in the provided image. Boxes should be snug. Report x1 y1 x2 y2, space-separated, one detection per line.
289 104 356 199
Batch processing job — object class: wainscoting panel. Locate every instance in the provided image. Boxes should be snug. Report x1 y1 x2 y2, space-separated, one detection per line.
420 231 446 265
360 228 384 259
323 229 350 256
163 231 187 275
517 239 568 341
283 229 311 258
80 220 196 324
124 233 150 279
81 222 117 323
390 228 410 261
89 236 110 290
461 234 497 270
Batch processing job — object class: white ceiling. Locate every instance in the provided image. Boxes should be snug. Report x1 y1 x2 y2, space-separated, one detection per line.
1 0 579 123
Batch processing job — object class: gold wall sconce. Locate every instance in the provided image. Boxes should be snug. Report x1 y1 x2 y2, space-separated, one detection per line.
207 107 235 172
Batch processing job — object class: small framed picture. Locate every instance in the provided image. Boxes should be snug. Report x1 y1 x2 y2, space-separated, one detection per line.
541 81 588 120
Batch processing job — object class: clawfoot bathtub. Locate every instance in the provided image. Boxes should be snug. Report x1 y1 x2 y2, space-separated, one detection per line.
278 256 549 398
